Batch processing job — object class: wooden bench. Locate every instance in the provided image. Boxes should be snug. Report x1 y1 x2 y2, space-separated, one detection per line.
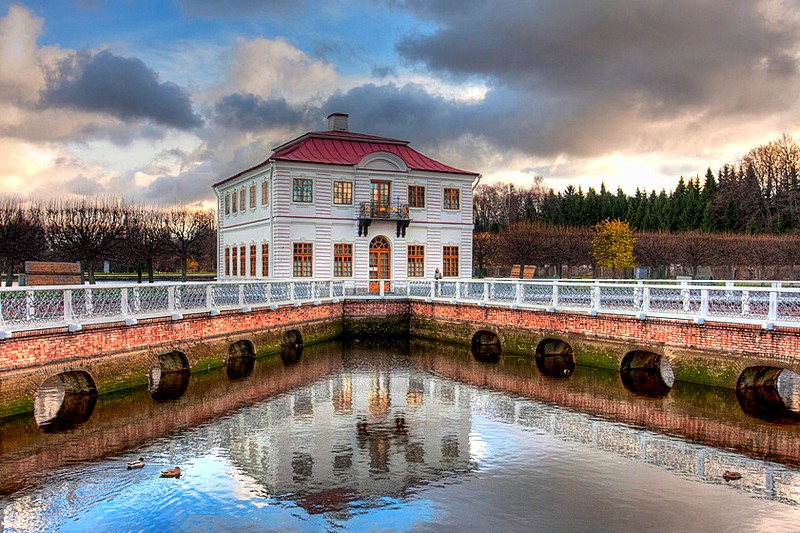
510 265 521 278
24 261 82 286
522 265 537 279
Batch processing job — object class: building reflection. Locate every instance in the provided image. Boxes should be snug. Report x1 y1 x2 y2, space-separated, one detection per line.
225 367 473 515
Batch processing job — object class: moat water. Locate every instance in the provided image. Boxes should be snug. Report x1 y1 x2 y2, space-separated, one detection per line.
3 339 800 532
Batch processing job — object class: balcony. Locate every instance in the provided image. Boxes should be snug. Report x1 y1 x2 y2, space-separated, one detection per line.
357 202 411 237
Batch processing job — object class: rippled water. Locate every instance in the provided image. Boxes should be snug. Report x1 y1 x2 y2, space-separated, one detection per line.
3 339 800 532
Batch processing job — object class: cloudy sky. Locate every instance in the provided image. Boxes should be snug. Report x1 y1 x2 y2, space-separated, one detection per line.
0 0 799 207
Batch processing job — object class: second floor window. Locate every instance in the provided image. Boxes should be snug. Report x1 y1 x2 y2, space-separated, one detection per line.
262 180 269 206
409 185 425 208
239 188 246 211
333 181 353 205
232 191 238 213
249 185 256 209
224 194 230 215
293 242 313 277
293 178 313 203
443 187 460 210
408 245 424 277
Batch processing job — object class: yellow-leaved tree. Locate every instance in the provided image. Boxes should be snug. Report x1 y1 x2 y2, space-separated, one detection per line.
591 218 636 276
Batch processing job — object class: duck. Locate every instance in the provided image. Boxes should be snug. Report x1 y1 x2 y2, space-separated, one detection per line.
723 470 742 482
126 457 145 470
160 467 182 478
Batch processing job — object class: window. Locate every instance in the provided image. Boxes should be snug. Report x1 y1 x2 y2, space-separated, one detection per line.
249 185 256 209
293 178 313 203
224 247 230 276
239 188 246 211
334 243 353 277
232 191 238 213
333 181 353 205
371 180 391 215
407 245 425 277
262 180 269 206
443 246 459 277
225 194 230 215
240 245 246 277
443 187 460 210
409 185 425 208
293 242 313 277
262 243 269 277
250 244 257 276
232 247 238 276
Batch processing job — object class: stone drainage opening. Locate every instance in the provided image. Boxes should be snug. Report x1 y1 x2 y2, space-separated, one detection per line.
620 351 675 397
149 351 191 402
736 367 800 423
226 340 256 380
282 329 304 365
34 370 98 432
471 330 501 363
534 339 575 378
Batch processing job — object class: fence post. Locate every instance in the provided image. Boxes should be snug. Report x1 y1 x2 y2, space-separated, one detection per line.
483 281 489 302
699 289 709 319
551 282 559 309
768 290 778 322
63 289 73 323
168 285 176 312
121 288 129 317
642 287 651 314
515 280 522 304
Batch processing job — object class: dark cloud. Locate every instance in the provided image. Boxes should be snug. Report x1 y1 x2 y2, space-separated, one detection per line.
371 65 397 78
65 175 105 196
212 93 305 131
42 50 203 130
392 0 800 156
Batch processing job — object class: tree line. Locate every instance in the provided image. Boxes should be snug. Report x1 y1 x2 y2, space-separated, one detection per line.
0 196 216 286
476 224 800 280
475 134 800 235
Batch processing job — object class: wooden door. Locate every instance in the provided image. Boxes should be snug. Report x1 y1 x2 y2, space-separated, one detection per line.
369 236 391 293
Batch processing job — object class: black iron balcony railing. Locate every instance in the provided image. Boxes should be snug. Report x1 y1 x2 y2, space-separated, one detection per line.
357 202 411 237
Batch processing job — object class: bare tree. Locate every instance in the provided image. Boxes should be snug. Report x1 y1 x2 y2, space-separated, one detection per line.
164 207 215 281
125 205 170 283
46 197 128 284
0 196 47 286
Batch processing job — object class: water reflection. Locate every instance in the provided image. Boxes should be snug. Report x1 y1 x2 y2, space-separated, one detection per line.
4 340 800 530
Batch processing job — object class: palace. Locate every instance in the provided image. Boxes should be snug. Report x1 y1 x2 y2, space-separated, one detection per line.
213 113 480 284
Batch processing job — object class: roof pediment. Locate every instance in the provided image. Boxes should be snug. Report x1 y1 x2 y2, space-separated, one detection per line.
357 151 408 172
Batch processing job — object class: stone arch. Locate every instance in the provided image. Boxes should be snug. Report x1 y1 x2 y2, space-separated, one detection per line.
736 366 800 423
281 329 304 364
471 330 501 362
620 350 675 397
34 370 98 431
226 339 256 381
149 350 191 402
534 338 575 378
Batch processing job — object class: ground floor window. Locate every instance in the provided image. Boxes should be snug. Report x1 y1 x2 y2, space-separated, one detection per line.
407 245 424 277
334 243 353 277
293 242 313 277
240 245 246 277
232 247 238 276
262 243 269 277
225 247 230 276
443 246 459 277
250 244 256 277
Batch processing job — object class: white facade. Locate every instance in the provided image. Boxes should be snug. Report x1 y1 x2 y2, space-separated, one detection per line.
213 115 479 282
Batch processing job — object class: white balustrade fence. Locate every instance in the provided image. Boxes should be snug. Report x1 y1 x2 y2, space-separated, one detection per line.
2 278 800 338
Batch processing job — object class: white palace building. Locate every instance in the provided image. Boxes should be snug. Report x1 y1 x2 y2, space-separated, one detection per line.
213 113 480 287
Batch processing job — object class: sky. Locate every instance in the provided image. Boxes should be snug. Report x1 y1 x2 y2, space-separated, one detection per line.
0 0 799 208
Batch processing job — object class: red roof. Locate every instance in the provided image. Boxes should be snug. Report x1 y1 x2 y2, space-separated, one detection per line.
214 130 478 187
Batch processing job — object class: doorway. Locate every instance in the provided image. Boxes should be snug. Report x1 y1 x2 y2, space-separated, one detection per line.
369 235 391 293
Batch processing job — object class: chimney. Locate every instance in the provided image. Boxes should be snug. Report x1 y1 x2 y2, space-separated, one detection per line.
327 112 349 132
